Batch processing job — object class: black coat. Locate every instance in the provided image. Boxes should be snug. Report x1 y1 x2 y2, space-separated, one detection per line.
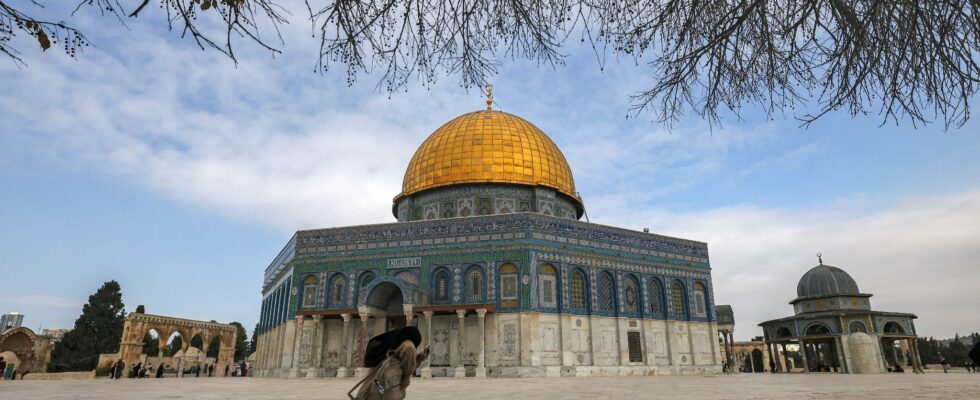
970 341 980 366
363 326 422 368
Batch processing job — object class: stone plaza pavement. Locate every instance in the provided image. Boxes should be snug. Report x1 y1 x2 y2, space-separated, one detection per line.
1 373 978 400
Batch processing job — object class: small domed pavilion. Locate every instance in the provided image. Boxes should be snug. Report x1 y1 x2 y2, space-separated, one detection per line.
759 257 923 374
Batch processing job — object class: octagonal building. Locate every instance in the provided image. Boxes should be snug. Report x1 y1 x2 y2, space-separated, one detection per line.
252 104 723 378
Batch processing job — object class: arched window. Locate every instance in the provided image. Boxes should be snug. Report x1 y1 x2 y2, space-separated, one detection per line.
539 264 558 308
330 274 346 307
597 271 615 312
848 320 868 333
499 263 519 308
569 270 587 309
692 282 707 316
302 275 319 308
466 266 484 302
359 272 375 292
433 269 450 303
671 281 686 317
650 279 664 314
624 275 639 313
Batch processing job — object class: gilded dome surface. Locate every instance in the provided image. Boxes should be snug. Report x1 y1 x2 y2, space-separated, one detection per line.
397 110 581 207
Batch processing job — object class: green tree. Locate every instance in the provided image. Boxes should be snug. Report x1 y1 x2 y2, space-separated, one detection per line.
165 335 183 357
249 323 259 355
229 322 249 361
135 304 145 314
141 333 159 357
48 281 126 372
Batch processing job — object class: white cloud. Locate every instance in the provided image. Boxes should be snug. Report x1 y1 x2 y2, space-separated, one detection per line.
591 190 980 340
0 295 81 308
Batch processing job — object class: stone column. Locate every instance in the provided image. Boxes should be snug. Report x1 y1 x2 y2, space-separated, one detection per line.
289 317 304 378
157 340 167 360
355 312 370 379
908 338 923 373
178 339 190 378
475 308 487 378
337 314 352 378
404 305 415 327
834 337 847 373
878 337 891 372
306 315 322 378
421 311 434 379
455 309 467 379
798 340 810 373
765 342 776 373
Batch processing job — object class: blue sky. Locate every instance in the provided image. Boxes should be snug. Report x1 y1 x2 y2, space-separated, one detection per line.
1 2 978 341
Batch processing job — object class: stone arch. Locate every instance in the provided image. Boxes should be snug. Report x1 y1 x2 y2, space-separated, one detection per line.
776 327 794 338
883 321 905 334
117 312 238 377
848 320 868 334
804 322 832 336
207 335 222 358
0 327 36 372
394 270 418 286
538 263 559 309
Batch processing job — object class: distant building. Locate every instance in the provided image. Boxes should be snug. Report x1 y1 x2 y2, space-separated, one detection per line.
759 260 923 374
1 312 24 331
40 329 69 344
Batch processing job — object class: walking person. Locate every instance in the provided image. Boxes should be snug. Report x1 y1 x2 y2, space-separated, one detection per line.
970 342 980 373
0 356 6 381
940 355 949 373
113 360 125 380
156 364 165 378
349 326 431 400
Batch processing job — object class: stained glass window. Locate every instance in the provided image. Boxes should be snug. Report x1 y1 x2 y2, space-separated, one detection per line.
331 274 346 307
539 264 557 308
434 270 450 302
693 282 707 316
500 263 518 308
570 270 586 309
302 275 318 308
597 272 615 311
624 276 638 313
671 281 686 316
650 279 663 314
467 267 483 302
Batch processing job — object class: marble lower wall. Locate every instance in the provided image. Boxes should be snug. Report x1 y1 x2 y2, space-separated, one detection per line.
253 313 722 378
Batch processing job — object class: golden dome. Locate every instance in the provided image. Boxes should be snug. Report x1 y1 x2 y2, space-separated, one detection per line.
397 110 582 210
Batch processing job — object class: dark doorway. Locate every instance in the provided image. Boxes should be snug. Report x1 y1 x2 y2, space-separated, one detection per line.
385 288 405 330
752 349 765 372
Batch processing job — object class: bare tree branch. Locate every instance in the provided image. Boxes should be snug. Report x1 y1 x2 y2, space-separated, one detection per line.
3 1 979 130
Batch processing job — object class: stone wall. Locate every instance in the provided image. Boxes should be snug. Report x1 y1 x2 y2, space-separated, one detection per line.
22 370 96 380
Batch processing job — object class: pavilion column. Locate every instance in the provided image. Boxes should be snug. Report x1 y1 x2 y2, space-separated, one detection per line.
337 314 352 378
878 337 890 372
475 308 487 378
421 311 434 379
766 342 776 373
355 312 370 378
781 343 791 372
289 316 305 378
798 340 810 373
834 337 847 373
455 309 467 379
909 338 923 373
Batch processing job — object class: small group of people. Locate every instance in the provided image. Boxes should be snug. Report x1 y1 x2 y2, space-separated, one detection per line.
186 363 216 377
112 360 161 379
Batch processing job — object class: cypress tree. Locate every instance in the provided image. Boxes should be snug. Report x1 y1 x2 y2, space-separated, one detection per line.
48 281 126 371
229 322 249 361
